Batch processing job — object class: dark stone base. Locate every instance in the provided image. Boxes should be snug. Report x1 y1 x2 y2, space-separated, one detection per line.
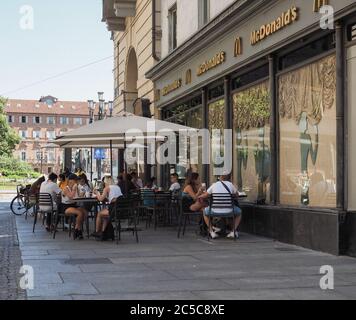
239 204 342 255
344 212 356 257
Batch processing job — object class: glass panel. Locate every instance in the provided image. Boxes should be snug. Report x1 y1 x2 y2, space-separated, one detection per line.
232 64 269 91
279 54 336 207
233 81 271 203
208 99 225 184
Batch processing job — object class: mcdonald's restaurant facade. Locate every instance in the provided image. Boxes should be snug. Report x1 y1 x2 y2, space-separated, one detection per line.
146 0 356 255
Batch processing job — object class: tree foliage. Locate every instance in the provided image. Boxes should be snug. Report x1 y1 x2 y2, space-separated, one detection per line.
0 97 20 156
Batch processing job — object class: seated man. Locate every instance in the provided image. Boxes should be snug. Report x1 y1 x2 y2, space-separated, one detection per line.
169 173 181 193
39 173 61 231
199 172 242 240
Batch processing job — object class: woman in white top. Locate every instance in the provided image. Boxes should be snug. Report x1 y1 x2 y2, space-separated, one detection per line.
62 174 88 240
92 176 123 238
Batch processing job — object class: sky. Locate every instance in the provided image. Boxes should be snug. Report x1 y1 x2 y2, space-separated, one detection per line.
0 0 114 102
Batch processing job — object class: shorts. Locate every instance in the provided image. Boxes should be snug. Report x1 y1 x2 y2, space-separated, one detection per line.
204 206 242 217
61 203 79 214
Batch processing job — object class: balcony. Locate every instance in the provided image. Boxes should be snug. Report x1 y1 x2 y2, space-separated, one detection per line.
102 0 136 32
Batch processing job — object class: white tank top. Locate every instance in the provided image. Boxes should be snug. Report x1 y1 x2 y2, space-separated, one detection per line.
108 185 123 203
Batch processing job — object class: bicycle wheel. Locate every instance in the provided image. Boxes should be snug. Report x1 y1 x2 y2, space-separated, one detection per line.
10 195 27 216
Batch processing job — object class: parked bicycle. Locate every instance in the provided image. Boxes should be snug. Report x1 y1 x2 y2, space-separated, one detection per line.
10 184 34 217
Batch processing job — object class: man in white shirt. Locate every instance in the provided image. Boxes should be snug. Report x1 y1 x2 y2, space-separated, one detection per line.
199 172 242 239
169 173 181 193
39 173 61 231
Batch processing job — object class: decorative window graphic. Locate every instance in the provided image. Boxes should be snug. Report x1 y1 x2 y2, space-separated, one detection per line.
233 81 271 203
279 54 336 207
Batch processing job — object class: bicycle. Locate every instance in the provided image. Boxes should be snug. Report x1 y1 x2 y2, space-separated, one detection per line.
10 184 35 217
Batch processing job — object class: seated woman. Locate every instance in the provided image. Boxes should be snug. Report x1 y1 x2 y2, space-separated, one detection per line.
78 173 94 212
92 176 123 239
61 174 88 240
182 173 206 213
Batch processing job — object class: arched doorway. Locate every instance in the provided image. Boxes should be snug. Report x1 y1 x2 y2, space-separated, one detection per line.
124 47 138 114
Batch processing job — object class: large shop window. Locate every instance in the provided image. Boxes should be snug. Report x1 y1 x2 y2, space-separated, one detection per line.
233 81 271 203
209 99 225 183
279 54 337 207
164 97 203 179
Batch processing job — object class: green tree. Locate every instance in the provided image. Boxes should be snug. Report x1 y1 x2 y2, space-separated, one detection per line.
0 97 20 156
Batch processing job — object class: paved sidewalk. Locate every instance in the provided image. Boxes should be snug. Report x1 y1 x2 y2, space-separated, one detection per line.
6 201 356 300
0 202 26 300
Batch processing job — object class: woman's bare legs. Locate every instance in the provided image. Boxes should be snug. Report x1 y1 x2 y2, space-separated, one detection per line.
95 208 109 233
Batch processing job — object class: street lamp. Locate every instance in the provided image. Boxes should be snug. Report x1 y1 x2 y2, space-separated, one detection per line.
108 101 114 117
98 92 105 120
87 100 95 124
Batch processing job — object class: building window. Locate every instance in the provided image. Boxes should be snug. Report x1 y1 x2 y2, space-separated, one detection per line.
347 23 356 41
233 81 271 203
32 130 41 139
48 150 55 163
278 54 336 208
74 117 82 125
21 151 26 161
33 116 41 124
19 130 27 139
7 115 13 123
47 116 55 125
20 116 27 124
59 117 69 125
36 151 42 161
198 0 210 28
168 4 177 52
46 131 56 140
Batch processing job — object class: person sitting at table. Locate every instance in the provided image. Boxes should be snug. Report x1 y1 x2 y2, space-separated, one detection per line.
78 173 94 212
118 173 137 196
92 176 123 239
62 174 88 240
198 172 242 240
182 173 206 213
145 177 158 190
39 173 61 232
78 173 92 197
169 173 181 193
58 174 68 191
131 171 143 189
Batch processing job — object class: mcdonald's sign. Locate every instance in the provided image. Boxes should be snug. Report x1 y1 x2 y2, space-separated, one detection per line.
313 0 329 12
234 37 242 57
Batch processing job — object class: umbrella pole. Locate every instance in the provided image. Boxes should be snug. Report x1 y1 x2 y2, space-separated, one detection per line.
90 147 93 181
110 140 113 176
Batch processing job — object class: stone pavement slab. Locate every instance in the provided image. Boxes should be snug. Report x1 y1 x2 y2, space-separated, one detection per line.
2 198 355 300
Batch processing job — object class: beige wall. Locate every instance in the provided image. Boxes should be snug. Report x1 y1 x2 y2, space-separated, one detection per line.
348 45 356 211
113 0 160 116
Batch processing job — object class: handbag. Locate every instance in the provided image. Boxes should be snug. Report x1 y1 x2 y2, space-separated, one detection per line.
219 181 239 207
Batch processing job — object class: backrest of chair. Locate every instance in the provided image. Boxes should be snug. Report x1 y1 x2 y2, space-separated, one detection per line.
114 197 133 219
38 193 53 210
155 192 172 205
210 193 233 210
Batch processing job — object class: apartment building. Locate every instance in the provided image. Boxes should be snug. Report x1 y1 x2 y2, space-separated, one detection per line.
5 96 90 174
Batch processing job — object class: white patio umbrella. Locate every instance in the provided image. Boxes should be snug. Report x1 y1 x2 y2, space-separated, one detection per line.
53 113 195 186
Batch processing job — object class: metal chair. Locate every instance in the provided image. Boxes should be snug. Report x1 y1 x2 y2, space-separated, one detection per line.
112 197 139 244
177 194 202 238
153 192 173 229
33 193 56 234
206 193 236 241
137 189 156 228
